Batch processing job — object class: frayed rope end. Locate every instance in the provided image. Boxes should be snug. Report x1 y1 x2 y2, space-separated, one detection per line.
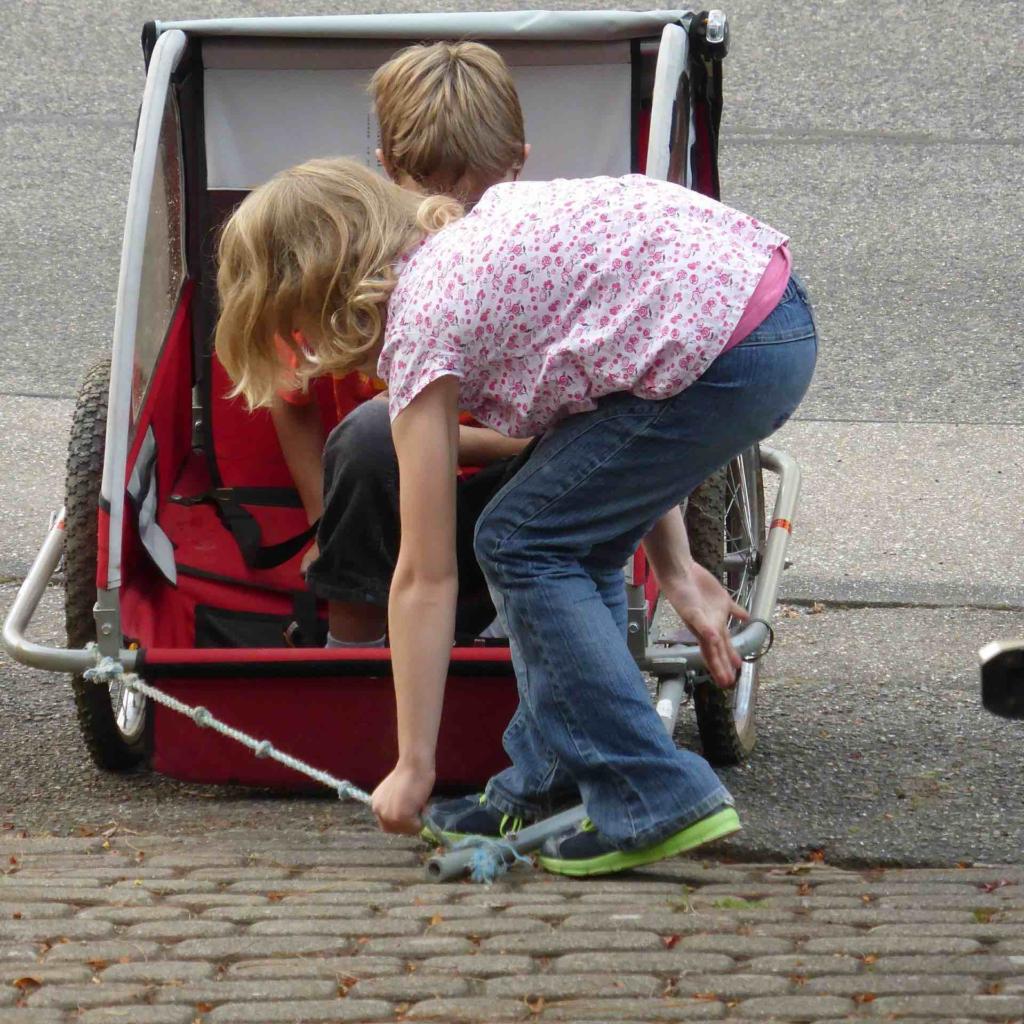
451 836 532 885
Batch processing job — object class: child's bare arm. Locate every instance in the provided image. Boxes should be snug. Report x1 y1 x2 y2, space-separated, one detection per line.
457 425 531 465
643 507 748 688
270 393 326 524
372 376 461 834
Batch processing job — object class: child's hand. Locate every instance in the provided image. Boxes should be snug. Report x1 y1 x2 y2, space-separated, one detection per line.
300 541 319 576
371 762 436 834
661 562 748 688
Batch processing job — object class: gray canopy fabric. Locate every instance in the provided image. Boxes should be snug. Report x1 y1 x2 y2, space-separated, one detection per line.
204 50 633 190
183 11 695 190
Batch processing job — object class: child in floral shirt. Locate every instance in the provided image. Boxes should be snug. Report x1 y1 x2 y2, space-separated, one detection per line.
216 156 817 875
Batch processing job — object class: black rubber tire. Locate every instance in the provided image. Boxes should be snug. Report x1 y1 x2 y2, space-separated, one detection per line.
684 446 766 764
65 358 149 771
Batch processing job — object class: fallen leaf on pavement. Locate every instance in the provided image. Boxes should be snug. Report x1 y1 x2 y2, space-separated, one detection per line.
980 879 1015 893
12 978 42 993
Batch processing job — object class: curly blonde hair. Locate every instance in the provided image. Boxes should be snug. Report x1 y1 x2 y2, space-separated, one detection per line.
369 41 525 200
215 158 461 409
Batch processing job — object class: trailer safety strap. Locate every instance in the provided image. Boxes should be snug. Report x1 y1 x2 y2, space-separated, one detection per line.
212 492 319 570
170 486 317 570
84 645 371 806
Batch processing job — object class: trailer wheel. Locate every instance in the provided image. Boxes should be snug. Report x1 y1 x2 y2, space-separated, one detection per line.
685 447 766 764
65 358 148 770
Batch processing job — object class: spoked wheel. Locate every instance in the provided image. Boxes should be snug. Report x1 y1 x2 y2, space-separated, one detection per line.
684 446 767 764
65 358 149 770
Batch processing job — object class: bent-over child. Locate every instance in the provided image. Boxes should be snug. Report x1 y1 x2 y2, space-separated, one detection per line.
216 160 817 875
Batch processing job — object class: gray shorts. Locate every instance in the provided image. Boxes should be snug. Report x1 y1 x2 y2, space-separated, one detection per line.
304 400 523 639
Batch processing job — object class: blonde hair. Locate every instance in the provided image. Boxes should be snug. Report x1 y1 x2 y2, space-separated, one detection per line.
215 158 461 410
369 41 525 199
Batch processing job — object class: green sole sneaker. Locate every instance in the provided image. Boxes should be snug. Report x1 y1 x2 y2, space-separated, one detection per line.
419 825 473 847
537 806 741 877
419 794 527 848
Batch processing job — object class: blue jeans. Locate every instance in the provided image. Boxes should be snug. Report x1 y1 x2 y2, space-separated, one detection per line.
474 274 818 850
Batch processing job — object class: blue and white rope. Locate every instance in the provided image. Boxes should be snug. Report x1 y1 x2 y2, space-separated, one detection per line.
83 648 372 805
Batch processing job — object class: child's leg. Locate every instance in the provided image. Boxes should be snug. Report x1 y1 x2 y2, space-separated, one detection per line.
307 400 509 643
477 284 816 851
455 557 628 821
305 401 398 642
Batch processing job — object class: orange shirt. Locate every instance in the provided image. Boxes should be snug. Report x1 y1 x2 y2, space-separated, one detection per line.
275 334 479 427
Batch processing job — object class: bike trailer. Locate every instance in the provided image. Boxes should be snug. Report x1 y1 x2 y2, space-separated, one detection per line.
4 10 799 794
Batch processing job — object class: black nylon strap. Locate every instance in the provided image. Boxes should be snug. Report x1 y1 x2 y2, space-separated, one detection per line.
167 486 313 569
212 491 317 570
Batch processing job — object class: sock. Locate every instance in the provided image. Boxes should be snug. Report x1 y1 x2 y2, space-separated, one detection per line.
477 616 507 639
326 632 386 648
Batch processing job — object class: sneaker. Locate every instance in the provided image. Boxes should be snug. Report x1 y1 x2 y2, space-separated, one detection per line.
421 793 528 847
537 805 740 877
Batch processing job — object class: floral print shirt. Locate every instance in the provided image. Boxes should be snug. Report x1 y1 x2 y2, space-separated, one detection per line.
378 175 788 437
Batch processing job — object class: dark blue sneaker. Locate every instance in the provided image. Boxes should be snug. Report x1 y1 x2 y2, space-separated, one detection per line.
538 805 740 876
421 793 528 846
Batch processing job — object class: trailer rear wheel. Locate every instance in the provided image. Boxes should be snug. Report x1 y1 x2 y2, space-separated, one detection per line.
65 358 148 770
685 447 766 764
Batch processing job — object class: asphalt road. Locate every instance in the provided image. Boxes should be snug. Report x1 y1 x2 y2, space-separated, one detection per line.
1 1 1022 864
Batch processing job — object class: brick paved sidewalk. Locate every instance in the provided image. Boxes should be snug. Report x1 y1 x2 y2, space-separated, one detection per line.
2 832 1023 1023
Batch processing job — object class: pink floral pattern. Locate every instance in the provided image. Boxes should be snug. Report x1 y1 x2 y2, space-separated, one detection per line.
378 175 788 437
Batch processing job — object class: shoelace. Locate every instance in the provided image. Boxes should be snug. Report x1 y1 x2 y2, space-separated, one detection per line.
475 794 524 837
499 813 525 837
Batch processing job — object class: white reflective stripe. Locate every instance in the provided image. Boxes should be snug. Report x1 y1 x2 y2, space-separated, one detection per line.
156 10 690 41
205 60 631 190
645 24 690 182
101 29 187 590
126 428 178 585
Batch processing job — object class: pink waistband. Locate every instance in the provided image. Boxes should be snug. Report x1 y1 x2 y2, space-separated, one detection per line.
720 243 793 354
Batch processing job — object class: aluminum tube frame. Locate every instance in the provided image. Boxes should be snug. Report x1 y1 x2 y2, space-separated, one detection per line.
2 511 139 675
155 11 696 42
99 28 187 593
645 23 689 182
426 806 588 882
643 444 800 676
